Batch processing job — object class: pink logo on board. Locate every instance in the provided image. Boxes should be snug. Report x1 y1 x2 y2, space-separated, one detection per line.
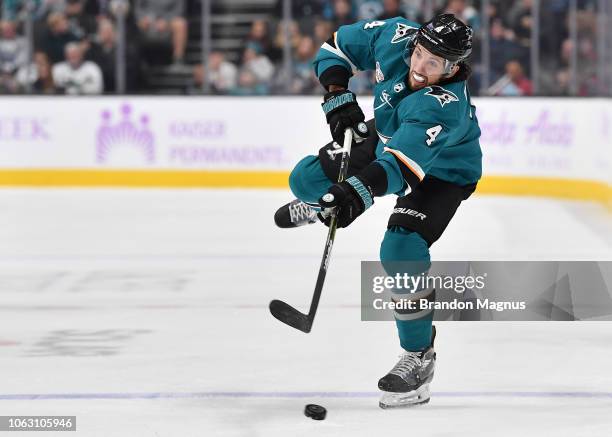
96 103 155 163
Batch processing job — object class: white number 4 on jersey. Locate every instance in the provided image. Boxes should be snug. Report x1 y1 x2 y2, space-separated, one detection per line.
364 21 386 29
426 125 442 146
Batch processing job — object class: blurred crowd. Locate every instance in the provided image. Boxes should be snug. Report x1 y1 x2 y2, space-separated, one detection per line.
192 0 606 97
0 0 606 96
0 0 188 94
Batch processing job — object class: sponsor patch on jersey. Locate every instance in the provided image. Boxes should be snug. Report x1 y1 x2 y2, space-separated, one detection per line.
375 62 384 83
391 23 417 44
393 82 405 93
374 90 394 111
424 85 459 107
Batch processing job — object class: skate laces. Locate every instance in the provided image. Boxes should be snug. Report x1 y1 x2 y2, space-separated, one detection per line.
288 201 316 224
389 351 423 379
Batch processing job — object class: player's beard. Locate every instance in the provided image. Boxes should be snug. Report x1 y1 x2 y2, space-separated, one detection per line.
408 69 429 91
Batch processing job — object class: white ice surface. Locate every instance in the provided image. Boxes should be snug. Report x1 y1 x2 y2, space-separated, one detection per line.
0 189 611 437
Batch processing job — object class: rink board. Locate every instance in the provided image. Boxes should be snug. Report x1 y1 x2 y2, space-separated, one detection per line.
0 97 609 204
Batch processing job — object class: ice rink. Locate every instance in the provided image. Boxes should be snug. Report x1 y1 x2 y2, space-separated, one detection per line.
1 188 611 436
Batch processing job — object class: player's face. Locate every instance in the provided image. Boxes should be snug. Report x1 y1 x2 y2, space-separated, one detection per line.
408 44 448 90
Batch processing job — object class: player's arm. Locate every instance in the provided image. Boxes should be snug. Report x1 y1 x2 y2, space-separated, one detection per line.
313 19 385 90
318 108 453 228
314 20 388 144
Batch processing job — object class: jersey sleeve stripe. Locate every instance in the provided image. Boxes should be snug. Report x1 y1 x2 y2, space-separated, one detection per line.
383 147 425 181
377 130 392 144
320 33 358 73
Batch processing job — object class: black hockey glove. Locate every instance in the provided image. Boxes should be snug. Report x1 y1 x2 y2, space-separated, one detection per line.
318 176 374 228
321 90 370 145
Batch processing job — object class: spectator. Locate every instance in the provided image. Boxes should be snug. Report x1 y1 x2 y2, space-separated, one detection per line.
85 18 141 93
507 0 533 48
247 20 270 50
135 0 187 65
189 63 205 93
63 0 96 38
16 51 56 94
353 0 383 20
555 69 571 96
377 0 404 20
241 42 274 86
3 1 61 52
555 37 599 96
331 0 354 28
403 0 427 22
443 0 480 31
246 19 279 62
52 42 103 94
313 19 333 48
488 18 523 81
272 20 302 59
231 70 268 95
505 60 532 95
41 12 82 64
489 60 532 96
0 70 19 93
208 51 238 93
537 0 569 61
289 36 318 94
484 1 500 22
553 38 574 95
0 21 27 75
1 0 49 22
189 51 238 94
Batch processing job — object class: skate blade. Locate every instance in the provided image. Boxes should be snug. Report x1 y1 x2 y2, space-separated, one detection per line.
379 397 430 409
379 385 430 409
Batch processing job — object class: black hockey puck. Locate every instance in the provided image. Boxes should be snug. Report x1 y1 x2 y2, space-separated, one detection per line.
304 404 326 420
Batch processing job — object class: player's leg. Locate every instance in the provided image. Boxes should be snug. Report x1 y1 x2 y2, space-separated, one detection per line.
287 155 331 204
380 227 433 351
274 119 377 228
377 176 477 408
378 226 435 408
273 156 329 228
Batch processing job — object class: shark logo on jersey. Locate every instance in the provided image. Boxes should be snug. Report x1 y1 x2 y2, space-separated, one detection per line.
424 86 459 107
375 62 384 83
393 82 405 93
391 23 417 44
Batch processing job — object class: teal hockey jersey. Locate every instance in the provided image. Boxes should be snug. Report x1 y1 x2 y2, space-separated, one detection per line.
313 16 482 194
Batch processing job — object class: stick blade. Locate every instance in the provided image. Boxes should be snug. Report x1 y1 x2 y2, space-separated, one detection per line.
269 299 312 333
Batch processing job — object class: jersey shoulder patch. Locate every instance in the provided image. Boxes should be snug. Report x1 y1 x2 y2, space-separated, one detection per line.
381 17 419 43
390 22 418 44
424 85 459 107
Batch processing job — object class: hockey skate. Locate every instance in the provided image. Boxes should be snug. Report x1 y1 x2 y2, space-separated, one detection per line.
378 327 436 409
274 199 319 228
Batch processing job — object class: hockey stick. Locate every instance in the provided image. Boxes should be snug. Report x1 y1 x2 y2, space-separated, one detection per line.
269 128 354 333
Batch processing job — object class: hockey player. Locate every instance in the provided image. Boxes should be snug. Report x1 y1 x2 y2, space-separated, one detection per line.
274 14 482 408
